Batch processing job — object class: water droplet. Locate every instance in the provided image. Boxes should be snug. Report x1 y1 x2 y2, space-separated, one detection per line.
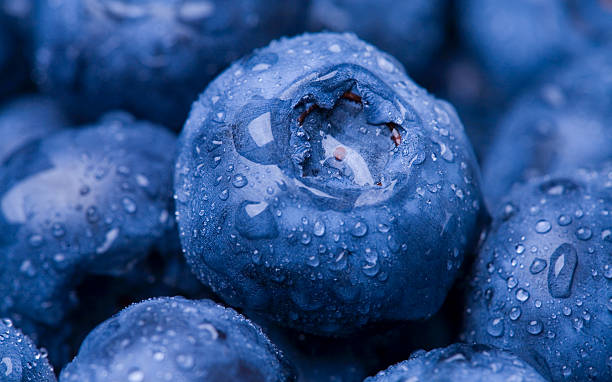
527 320 543 335
122 197 137 214
329 250 349 271
575 227 592 241
306 255 319 267
176 354 194 369
219 189 229 200
486 317 504 337
516 288 530 302
548 243 578 298
509 307 522 320
563 306 572 316
558 214 572 226
300 232 311 245
232 174 248 188
51 223 66 238
529 258 547 274
313 220 325 237
535 220 552 233
507 276 518 289
128 368 144 382
351 221 368 237
602 229 612 242
515 244 525 254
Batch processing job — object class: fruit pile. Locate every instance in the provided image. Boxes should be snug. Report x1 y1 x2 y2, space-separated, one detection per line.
0 1 610 381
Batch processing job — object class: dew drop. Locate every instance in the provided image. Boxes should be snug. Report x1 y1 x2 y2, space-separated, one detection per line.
529 258 547 274
486 317 504 337
516 288 530 302
527 320 543 335
548 243 577 298
535 220 552 233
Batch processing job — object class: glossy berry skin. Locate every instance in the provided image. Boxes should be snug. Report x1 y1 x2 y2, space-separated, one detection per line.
34 0 307 129
0 95 68 164
175 32 486 335
0 113 176 328
365 343 547 382
0 318 57 382
459 0 579 94
483 48 612 207
60 297 295 382
463 171 612 381
307 0 447 77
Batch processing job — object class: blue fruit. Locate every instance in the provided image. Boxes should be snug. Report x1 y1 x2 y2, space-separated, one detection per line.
0 318 57 382
0 95 68 163
307 0 447 77
34 0 307 129
175 32 486 335
60 297 295 382
0 112 176 328
365 343 547 382
463 170 612 381
459 0 580 94
483 48 612 207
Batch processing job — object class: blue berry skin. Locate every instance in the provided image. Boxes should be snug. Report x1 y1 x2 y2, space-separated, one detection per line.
482 48 612 207
0 318 57 382
0 95 68 164
463 170 612 381
566 0 612 42
60 297 296 382
175 32 486 335
33 0 307 129
459 0 580 94
365 343 548 382
307 0 447 77
0 112 176 328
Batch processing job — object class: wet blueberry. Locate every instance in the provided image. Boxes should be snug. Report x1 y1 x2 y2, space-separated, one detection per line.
60 297 295 382
463 169 612 381
307 0 447 77
365 343 547 382
175 32 486 335
458 0 581 95
0 112 176 329
0 95 68 164
33 0 307 129
483 47 612 206
0 318 57 382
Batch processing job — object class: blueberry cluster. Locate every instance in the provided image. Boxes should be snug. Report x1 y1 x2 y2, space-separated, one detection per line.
0 1 610 381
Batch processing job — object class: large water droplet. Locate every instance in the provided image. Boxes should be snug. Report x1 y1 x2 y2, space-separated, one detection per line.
548 243 577 298
351 221 368 237
575 227 592 241
232 174 248 188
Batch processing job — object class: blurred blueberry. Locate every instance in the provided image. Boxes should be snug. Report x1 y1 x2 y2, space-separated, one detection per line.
175 32 486 335
0 318 57 382
365 343 547 382
463 169 612 381
458 0 581 96
34 0 308 129
0 112 176 329
483 47 612 206
0 95 68 163
307 0 447 78
60 297 296 381
566 0 612 42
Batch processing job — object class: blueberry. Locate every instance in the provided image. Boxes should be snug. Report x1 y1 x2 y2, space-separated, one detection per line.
307 0 447 77
0 95 68 164
365 343 547 382
175 32 486 335
463 170 612 381
0 318 57 382
459 0 580 94
483 48 612 207
60 297 296 382
34 0 307 129
0 112 176 328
